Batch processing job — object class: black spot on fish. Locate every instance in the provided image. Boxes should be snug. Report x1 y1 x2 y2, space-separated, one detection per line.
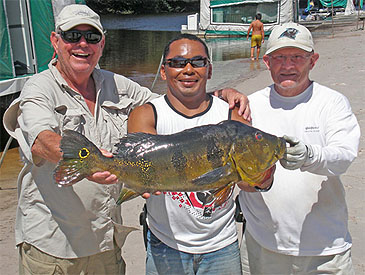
206 139 223 167
171 148 187 173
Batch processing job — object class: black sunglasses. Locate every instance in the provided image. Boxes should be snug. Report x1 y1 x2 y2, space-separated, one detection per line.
60 30 102 44
165 57 210 68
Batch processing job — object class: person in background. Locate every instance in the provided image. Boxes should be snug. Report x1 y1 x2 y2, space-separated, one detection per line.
239 22 360 274
128 33 274 275
3 5 251 275
247 13 265 61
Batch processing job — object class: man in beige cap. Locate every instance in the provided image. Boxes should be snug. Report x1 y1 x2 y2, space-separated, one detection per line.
3 4 250 274
238 23 360 274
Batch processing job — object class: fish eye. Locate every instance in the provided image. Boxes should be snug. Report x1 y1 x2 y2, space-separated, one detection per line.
79 148 90 158
255 132 263 141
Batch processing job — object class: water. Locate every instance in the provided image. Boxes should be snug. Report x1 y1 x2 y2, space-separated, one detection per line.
99 13 264 94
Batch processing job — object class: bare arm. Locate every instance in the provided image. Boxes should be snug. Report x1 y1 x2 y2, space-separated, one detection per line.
33 129 117 184
128 104 156 134
213 88 251 121
247 23 253 39
31 130 62 165
261 22 265 42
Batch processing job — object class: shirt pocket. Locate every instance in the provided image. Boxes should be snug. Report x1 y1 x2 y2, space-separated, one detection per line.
55 105 87 134
101 99 134 138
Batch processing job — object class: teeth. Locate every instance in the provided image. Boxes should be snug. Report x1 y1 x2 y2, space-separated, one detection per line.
73 53 89 57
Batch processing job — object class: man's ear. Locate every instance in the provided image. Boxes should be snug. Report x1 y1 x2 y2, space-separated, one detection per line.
263 55 270 69
50 32 59 53
160 64 167 80
100 36 106 51
208 63 212 79
309 53 319 70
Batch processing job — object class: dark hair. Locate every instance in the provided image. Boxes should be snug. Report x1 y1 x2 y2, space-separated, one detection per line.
162 33 210 63
256 13 262 20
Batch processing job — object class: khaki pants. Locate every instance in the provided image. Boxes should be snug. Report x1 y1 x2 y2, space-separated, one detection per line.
241 231 354 275
19 242 125 275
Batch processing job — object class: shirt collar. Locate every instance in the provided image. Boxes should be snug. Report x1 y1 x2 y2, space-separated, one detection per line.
48 58 104 92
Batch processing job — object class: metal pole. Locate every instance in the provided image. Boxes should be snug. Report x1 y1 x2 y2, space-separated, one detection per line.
151 54 164 91
0 136 13 169
331 0 334 37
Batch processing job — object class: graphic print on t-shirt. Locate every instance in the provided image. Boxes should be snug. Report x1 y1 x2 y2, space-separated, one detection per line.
164 190 232 219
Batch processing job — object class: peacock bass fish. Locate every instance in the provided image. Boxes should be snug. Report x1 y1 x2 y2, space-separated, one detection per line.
54 120 286 206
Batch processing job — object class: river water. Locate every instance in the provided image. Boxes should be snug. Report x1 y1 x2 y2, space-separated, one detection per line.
99 13 264 94
1 12 264 172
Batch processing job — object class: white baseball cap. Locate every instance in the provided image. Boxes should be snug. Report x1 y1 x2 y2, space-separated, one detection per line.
55 4 103 35
266 23 314 55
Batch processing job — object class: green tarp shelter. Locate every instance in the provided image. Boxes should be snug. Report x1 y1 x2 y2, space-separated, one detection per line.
0 0 85 96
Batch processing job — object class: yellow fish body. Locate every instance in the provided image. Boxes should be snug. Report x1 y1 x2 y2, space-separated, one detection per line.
54 120 285 205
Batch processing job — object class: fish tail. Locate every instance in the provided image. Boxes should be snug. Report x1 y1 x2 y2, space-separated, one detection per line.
54 130 104 186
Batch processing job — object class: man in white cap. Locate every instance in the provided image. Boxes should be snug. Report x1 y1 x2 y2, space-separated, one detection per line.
3 4 250 274
238 23 360 274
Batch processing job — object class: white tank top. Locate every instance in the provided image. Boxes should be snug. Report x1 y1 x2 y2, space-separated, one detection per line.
146 95 238 253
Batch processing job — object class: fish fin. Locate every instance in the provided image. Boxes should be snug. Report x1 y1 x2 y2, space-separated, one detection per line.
191 164 232 186
53 130 103 186
209 183 235 207
116 188 140 205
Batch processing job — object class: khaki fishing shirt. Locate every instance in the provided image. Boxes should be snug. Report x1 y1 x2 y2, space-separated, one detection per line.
4 59 159 258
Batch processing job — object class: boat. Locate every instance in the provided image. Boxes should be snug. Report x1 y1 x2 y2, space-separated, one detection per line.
181 0 364 38
0 0 85 152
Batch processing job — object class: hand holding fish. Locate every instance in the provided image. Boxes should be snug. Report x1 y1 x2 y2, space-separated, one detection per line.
280 135 313 170
87 149 162 199
87 149 119 185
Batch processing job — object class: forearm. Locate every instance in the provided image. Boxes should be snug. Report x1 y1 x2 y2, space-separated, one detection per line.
31 130 62 164
301 144 358 176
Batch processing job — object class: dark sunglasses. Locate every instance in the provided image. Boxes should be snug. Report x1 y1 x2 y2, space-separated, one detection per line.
165 57 210 68
60 30 102 44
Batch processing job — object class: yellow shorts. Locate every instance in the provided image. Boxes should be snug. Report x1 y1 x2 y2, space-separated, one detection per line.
251 35 262 48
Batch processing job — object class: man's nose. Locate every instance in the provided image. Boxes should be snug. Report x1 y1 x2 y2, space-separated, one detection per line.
182 62 195 74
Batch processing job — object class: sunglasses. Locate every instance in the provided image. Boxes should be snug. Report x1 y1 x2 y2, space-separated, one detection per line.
60 30 102 44
165 57 210 68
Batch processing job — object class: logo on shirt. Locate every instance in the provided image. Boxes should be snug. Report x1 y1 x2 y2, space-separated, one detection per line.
304 126 320 133
165 191 232 219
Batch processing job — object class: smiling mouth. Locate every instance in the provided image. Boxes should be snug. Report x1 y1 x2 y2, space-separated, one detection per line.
72 53 90 58
179 80 198 87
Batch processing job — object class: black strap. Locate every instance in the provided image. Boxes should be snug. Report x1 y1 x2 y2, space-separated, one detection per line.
139 204 148 250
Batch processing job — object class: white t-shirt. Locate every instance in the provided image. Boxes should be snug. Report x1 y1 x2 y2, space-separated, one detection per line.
239 82 360 256
146 95 238 253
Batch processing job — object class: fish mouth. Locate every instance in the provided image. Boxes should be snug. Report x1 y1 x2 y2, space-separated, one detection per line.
275 137 287 160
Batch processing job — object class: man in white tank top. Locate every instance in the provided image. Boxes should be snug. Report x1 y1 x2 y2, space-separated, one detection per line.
128 34 274 274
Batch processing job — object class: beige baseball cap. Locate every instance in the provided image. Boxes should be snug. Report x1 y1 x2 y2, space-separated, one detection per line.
55 4 103 35
266 23 314 55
